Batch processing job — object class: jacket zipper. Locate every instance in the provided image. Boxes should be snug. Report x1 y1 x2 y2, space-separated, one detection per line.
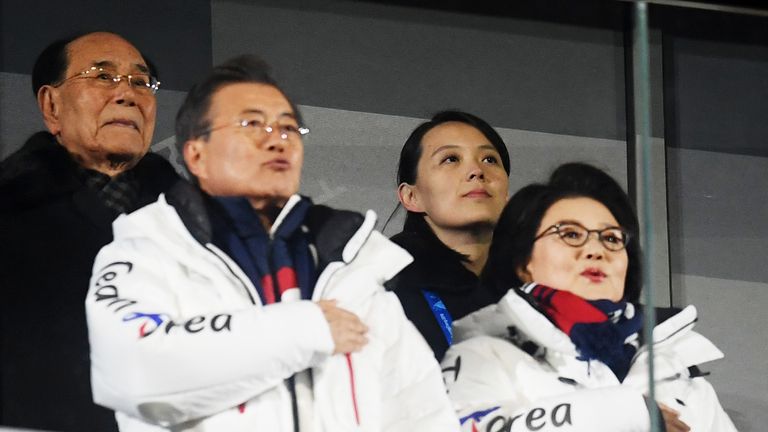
266 237 301 432
346 353 361 425
204 244 258 305
214 217 369 428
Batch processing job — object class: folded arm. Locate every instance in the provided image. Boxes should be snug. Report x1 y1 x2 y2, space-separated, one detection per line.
86 237 333 425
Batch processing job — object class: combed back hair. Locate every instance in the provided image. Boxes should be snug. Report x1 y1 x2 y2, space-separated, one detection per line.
174 54 303 153
484 162 642 304
32 34 84 96
396 110 511 237
31 32 156 97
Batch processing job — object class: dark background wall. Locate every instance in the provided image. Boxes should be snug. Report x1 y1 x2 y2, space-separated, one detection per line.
1 0 766 430
213 0 632 140
0 0 212 91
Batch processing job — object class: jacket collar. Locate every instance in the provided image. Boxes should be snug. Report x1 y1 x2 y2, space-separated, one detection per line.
454 288 722 370
0 131 178 213
0 132 83 211
389 230 479 293
453 287 578 355
163 181 371 274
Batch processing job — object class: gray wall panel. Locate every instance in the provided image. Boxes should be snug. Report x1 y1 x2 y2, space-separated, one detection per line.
0 72 43 159
667 148 768 431
0 0 212 91
665 36 768 158
673 273 768 432
667 148 768 285
212 0 627 140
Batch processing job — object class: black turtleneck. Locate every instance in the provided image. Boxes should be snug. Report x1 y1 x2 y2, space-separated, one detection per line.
385 230 503 361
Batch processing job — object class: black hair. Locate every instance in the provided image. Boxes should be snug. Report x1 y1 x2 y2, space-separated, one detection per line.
175 54 303 154
396 110 511 237
32 35 82 96
31 32 156 97
484 162 642 304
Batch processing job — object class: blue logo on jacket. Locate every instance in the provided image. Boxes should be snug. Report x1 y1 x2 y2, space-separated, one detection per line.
123 312 167 337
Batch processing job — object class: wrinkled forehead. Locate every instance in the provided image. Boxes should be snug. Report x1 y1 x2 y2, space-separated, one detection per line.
66 33 149 75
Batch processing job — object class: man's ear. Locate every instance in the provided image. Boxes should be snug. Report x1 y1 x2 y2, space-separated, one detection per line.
182 138 207 180
398 182 424 213
38 86 61 136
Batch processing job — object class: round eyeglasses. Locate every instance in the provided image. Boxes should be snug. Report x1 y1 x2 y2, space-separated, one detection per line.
198 119 310 141
54 66 161 95
534 222 630 252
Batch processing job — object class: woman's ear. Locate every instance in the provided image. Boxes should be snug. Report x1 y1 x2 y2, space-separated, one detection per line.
398 182 424 213
516 264 533 284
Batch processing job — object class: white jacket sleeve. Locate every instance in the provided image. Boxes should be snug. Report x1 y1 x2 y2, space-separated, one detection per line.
378 292 461 431
444 338 654 432
86 236 333 426
310 230 460 431
661 377 737 432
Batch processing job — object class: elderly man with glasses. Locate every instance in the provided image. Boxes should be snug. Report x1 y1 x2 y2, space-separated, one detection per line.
84 54 459 431
0 32 179 431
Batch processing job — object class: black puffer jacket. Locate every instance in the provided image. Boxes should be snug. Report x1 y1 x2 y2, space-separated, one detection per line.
0 132 179 431
386 230 503 361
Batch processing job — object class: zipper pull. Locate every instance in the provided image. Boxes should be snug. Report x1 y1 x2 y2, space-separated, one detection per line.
557 376 583 388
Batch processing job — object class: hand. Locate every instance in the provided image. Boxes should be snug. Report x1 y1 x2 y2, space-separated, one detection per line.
659 402 690 432
317 300 368 354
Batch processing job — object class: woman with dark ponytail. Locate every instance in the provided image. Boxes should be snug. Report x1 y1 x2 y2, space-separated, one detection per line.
386 110 511 360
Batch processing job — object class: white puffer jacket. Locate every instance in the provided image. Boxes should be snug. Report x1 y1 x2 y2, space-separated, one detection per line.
442 286 737 432
86 190 459 432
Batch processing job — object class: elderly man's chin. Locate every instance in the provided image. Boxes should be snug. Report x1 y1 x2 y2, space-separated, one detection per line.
99 130 150 170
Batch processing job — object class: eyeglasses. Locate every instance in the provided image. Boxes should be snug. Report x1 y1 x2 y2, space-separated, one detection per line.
198 119 310 141
54 66 161 95
534 222 630 252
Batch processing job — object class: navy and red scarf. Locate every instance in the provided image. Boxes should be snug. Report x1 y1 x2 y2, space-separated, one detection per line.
520 282 643 381
211 196 316 304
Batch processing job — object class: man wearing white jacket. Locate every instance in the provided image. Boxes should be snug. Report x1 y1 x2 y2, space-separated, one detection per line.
86 54 459 431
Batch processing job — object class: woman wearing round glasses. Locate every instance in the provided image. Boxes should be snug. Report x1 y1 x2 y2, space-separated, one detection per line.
443 163 735 432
